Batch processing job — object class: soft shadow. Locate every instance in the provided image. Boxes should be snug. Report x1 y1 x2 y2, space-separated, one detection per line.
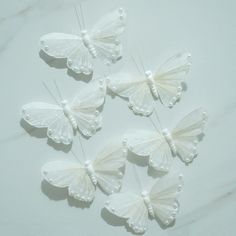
148 167 167 179
41 180 92 209
181 82 187 92
39 50 66 69
126 151 148 167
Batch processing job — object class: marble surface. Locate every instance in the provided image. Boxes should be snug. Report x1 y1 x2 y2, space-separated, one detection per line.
0 0 236 235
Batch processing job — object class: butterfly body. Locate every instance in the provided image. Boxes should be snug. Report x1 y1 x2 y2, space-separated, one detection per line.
84 159 97 185
141 190 155 218
162 128 177 155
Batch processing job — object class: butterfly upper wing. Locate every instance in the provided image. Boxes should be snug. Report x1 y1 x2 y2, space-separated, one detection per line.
153 52 191 108
93 141 126 194
22 102 73 145
105 192 148 233
108 73 154 116
125 130 172 172
42 161 96 202
90 8 126 64
70 79 106 137
40 33 80 58
171 108 207 163
149 172 184 226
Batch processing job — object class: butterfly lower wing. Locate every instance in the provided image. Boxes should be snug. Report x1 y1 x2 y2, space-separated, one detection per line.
67 43 93 75
22 102 73 145
70 79 106 137
154 52 191 108
150 173 184 226
42 161 95 202
108 73 154 116
90 8 126 64
172 108 207 163
93 141 126 194
105 192 148 233
40 33 80 58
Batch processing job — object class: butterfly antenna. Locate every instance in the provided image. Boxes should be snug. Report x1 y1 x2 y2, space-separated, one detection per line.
132 165 143 190
149 116 161 135
42 82 60 105
137 51 146 74
78 135 87 161
130 55 142 74
74 5 82 31
79 2 86 30
70 149 83 165
53 80 63 101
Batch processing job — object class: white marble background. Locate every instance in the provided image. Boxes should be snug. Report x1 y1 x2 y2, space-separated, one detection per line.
0 0 235 235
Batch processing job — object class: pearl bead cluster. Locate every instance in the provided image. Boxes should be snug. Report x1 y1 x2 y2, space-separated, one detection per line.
168 86 183 108
149 158 170 172
69 189 94 202
67 59 93 75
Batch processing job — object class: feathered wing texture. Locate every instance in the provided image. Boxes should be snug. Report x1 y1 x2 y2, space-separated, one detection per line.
125 130 172 172
172 108 207 163
91 8 126 64
105 192 148 234
153 52 191 108
40 33 80 58
93 142 126 194
22 102 73 145
150 173 184 226
125 130 160 156
41 161 96 202
67 44 93 75
70 79 107 137
108 73 154 116
149 139 173 173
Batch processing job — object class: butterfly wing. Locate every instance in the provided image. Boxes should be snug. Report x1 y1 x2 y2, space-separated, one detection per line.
125 130 172 172
40 33 80 58
22 102 73 145
153 52 191 108
150 173 184 226
105 192 148 233
93 141 126 194
171 108 207 164
42 161 95 202
108 73 154 116
90 8 126 64
70 79 106 137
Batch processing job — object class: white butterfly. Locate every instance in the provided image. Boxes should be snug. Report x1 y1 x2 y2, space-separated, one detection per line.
22 79 106 145
40 8 126 75
105 172 184 233
107 52 191 116
124 108 207 172
42 141 127 202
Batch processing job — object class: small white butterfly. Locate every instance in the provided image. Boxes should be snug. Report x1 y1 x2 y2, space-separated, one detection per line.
124 108 207 172
22 79 106 145
105 172 184 233
40 7 126 75
107 52 191 116
42 141 127 202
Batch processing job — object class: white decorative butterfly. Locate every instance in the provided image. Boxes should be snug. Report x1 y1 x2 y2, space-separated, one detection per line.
42 141 127 202
124 108 207 172
40 7 126 75
107 52 191 116
22 79 106 145
105 172 184 234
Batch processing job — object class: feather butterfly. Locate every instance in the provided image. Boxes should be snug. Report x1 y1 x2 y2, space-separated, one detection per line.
105 172 184 233
40 7 126 75
42 141 127 202
22 79 106 145
124 108 207 172
107 52 191 116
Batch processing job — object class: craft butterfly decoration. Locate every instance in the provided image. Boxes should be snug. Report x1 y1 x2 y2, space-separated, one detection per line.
42 141 127 202
40 7 126 75
124 108 207 172
105 172 184 233
22 79 106 145
107 52 191 116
